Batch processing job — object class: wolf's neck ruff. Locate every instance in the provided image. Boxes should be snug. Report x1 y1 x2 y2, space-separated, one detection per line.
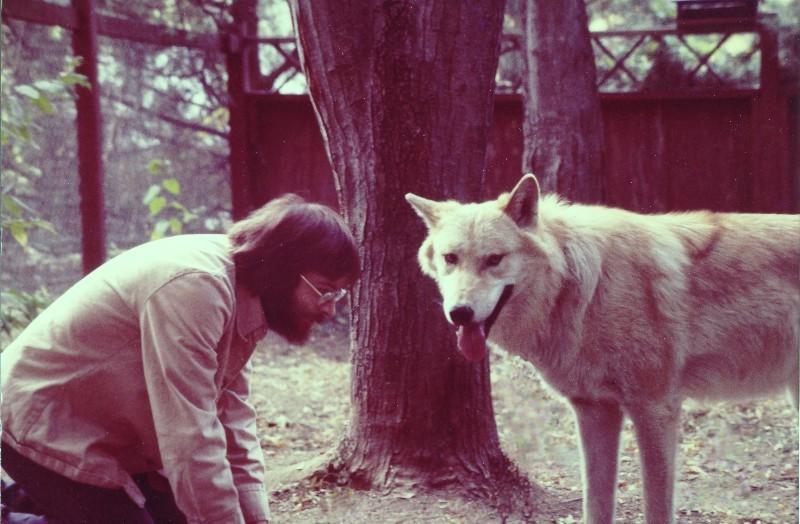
456 285 514 362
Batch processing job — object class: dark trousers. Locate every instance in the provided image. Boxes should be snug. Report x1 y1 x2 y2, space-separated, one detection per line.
1 442 186 524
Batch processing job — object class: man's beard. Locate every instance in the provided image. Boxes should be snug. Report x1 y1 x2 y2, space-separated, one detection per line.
261 294 320 345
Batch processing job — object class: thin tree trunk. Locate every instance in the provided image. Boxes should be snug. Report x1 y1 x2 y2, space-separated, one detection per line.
291 1 534 504
521 0 605 202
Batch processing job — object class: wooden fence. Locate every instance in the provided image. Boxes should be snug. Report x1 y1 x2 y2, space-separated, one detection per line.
237 16 798 216
243 90 798 215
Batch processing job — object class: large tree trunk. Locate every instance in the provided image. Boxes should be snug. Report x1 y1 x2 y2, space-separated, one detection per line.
521 0 605 202
291 0 532 503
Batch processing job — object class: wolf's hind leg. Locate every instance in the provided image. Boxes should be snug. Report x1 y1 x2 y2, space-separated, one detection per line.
628 400 681 524
570 399 623 524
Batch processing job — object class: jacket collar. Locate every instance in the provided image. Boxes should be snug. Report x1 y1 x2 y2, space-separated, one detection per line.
235 283 268 341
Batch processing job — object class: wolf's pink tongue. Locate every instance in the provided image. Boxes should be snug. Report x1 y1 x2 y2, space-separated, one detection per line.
456 323 488 362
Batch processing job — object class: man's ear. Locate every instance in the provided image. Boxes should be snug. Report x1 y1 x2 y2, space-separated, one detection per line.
504 173 540 228
405 193 443 229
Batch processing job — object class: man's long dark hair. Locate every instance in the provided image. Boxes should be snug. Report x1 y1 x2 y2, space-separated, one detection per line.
228 195 359 336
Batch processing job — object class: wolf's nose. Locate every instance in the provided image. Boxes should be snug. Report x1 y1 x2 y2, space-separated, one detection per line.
449 306 474 325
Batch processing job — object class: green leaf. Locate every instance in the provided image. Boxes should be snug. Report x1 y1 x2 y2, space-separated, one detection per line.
27 164 43 178
2 171 19 189
59 72 90 88
64 56 83 70
162 178 180 195
1 290 25 309
142 184 161 204
33 80 64 94
49 26 64 41
147 158 164 176
14 85 39 99
9 222 28 246
2 195 22 218
32 219 57 234
169 218 182 234
34 95 56 115
15 124 31 142
7 195 37 214
149 196 167 216
151 220 170 240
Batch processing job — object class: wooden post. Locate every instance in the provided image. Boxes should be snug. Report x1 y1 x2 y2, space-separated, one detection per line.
226 0 258 219
751 19 790 212
71 0 106 273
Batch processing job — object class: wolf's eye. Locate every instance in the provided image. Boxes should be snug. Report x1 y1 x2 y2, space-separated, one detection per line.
444 253 458 265
486 254 505 267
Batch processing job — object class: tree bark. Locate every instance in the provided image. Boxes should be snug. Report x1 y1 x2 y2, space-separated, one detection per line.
291 0 533 504
521 0 605 202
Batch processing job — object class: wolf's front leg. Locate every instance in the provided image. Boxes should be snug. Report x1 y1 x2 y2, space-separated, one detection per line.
628 401 680 524
570 398 624 524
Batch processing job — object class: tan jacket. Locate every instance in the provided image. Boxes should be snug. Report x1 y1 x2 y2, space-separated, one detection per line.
2 234 270 523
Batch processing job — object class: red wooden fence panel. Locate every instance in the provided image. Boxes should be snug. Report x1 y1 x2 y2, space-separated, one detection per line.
247 96 336 210
602 96 754 213
244 92 797 214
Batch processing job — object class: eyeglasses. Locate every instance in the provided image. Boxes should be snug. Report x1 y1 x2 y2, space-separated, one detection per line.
300 274 348 305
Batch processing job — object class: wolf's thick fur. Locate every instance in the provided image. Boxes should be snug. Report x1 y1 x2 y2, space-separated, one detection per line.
406 175 799 524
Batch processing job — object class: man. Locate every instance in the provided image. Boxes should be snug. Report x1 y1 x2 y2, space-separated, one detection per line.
1 194 360 524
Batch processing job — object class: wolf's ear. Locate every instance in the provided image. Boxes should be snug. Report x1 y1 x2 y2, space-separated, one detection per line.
504 173 540 228
405 193 442 229
417 237 436 277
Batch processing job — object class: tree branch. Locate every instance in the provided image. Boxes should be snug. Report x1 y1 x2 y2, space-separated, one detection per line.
104 93 229 139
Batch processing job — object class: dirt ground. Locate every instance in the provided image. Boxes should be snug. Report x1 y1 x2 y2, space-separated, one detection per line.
251 317 799 524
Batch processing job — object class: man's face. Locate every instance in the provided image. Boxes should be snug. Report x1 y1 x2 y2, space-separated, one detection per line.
277 272 349 344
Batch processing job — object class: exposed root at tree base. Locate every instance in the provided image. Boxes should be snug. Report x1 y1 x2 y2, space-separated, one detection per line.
265 446 580 522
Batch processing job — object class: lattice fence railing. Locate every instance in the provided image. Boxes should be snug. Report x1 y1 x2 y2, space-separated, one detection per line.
252 28 763 95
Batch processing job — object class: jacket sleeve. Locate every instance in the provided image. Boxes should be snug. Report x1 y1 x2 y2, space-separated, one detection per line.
218 360 270 523
139 271 245 524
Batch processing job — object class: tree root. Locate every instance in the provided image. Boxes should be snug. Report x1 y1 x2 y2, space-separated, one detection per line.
267 444 549 522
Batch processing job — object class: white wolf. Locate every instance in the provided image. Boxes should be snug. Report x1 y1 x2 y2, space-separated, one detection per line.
405 174 799 524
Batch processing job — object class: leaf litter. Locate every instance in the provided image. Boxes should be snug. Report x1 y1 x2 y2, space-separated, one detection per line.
251 320 798 523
